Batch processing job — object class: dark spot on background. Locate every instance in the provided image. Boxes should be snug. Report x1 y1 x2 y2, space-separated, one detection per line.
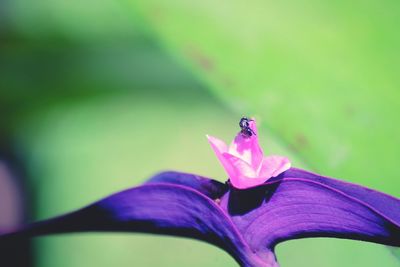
221 75 235 88
294 133 309 149
345 105 356 117
185 45 214 72
151 6 166 21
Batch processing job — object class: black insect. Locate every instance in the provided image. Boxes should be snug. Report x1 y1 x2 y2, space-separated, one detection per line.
239 117 256 138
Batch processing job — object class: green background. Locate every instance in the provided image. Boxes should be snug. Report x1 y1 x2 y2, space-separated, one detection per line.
0 0 399 266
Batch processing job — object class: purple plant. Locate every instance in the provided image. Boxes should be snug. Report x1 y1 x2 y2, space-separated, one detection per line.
0 119 399 267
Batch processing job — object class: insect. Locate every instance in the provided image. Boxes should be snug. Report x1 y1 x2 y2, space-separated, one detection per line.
239 117 256 138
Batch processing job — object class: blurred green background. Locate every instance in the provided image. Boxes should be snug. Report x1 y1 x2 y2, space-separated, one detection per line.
0 0 399 266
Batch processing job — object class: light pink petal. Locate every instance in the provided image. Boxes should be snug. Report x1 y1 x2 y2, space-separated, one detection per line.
223 153 257 178
228 119 263 169
206 135 228 154
206 135 236 179
258 155 291 178
223 153 273 189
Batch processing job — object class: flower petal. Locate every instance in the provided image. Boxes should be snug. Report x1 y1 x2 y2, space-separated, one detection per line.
258 155 291 177
206 134 228 154
228 120 263 169
206 135 237 180
221 168 400 253
223 153 257 178
223 153 271 189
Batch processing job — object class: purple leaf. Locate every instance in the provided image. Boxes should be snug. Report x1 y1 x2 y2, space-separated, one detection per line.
220 168 400 254
147 171 228 199
0 179 269 267
0 169 399 267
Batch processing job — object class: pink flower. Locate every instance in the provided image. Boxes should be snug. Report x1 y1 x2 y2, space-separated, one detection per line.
207 119 291 189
